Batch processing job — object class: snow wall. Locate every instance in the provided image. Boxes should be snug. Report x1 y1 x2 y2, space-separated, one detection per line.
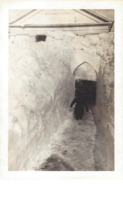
9 31 114 170
92 33 114 170
9 32 76 170
76 32 114 170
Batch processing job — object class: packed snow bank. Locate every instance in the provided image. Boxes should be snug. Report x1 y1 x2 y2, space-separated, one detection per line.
9 33 75 170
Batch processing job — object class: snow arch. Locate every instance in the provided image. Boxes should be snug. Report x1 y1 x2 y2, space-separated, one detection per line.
70 50 100 76
73 62 97 81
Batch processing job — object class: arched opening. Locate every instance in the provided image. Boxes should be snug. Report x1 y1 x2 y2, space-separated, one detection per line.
71 62 97 120
73 62 97 80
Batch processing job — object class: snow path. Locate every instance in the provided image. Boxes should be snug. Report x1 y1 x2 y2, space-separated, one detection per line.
37 111 96 171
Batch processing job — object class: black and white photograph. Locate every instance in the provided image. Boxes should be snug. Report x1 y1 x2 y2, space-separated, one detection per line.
8 9 114 171
0 1 123 200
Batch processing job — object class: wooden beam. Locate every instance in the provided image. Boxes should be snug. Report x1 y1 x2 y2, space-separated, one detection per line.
74 9 102 23
81 9 112 22
9 22 112 29
109 21 114 32
10 10 37 25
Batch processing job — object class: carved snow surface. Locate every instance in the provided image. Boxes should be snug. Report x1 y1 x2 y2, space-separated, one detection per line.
9 34 75 170
74 62 97 81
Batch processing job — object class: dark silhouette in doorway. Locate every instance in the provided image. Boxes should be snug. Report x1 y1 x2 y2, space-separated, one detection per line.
70 79 96 120
70 87 88 120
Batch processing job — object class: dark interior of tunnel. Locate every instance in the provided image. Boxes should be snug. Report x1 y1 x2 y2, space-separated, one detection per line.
35 35 47 42
71 79 96 120
75 79 96 107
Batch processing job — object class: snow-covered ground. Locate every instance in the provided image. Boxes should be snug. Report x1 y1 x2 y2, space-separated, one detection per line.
37 111 96 171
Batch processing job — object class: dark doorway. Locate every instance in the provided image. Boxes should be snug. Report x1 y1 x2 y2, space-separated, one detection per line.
75 79 96 107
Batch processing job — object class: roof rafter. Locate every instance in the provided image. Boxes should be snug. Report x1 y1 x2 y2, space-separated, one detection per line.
10 9 37 24
81 9 113 22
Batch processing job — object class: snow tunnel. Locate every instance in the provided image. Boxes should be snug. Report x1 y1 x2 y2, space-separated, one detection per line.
73 62 97 109
8 31 114 171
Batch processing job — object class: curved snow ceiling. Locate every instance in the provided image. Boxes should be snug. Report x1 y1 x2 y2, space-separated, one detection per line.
74 62 97 81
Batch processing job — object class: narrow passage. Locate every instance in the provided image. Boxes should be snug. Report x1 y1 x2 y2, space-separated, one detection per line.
38 111 96 171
